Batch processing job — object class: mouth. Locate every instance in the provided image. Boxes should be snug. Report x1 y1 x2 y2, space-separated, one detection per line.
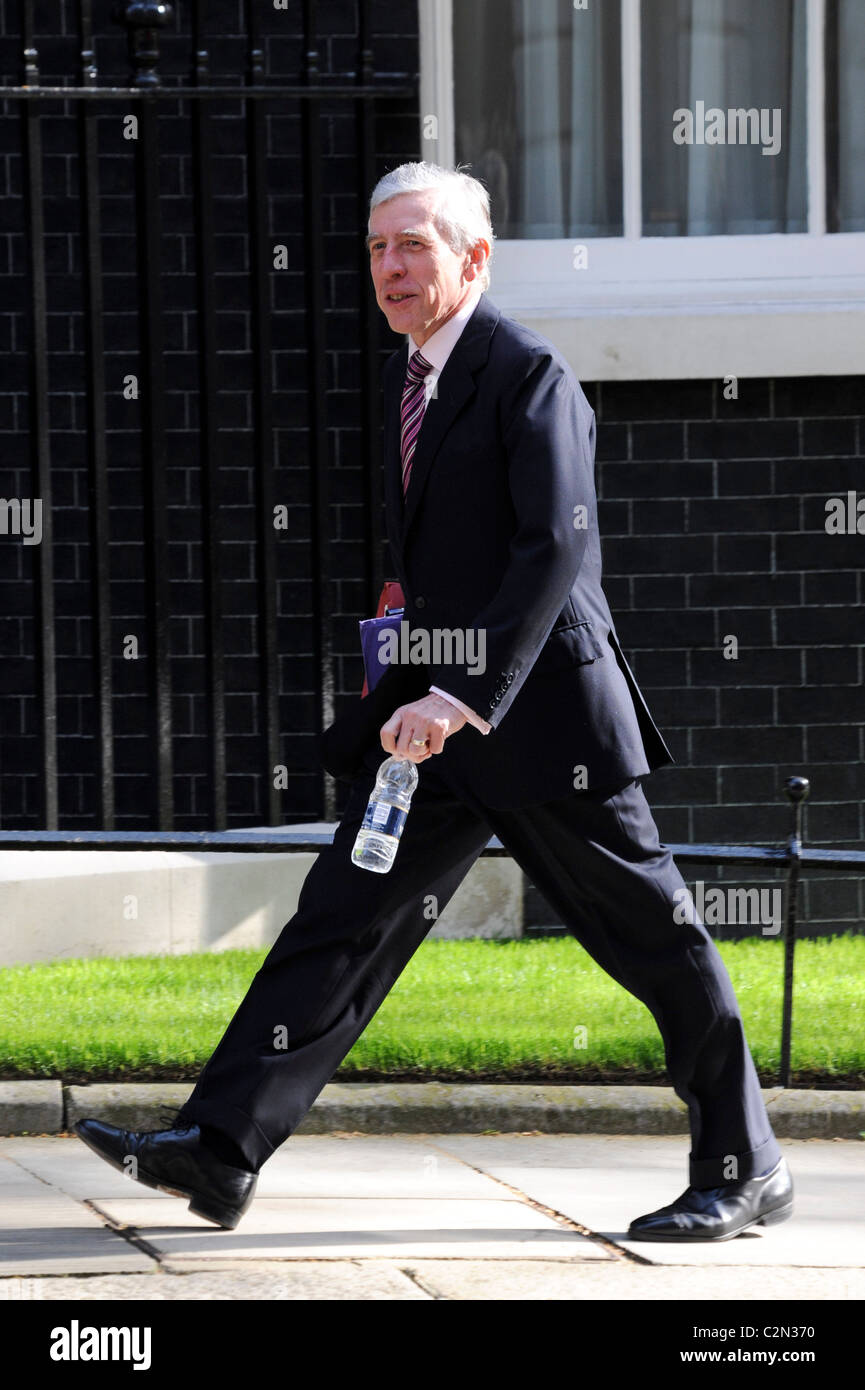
385 292 415 305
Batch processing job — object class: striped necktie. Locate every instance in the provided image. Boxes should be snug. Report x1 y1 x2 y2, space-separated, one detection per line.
400 349 434 496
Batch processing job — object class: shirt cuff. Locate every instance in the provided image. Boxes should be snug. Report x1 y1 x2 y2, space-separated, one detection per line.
429 686 492 735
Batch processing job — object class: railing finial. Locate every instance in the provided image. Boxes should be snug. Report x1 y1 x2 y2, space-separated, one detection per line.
784 775 810 856
785 776 811 805
112 1 175 89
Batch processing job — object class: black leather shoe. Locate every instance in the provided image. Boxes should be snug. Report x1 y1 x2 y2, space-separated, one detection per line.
74 1118 257 1230
627 1156 793 1242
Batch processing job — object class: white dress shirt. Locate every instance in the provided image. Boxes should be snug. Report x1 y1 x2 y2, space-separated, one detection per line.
403 291 492 736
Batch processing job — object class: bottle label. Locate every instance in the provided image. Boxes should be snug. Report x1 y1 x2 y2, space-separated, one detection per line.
361 800 407 840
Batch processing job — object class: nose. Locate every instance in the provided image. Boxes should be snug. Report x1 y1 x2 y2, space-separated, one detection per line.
378 245 406 279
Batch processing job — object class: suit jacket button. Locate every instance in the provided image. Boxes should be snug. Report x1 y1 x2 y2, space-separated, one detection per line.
415 596 426 609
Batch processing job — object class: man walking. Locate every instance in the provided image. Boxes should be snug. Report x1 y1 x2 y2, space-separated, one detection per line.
76 162 792 1241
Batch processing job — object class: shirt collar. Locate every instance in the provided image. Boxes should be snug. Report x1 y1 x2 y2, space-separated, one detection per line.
407 289 484 375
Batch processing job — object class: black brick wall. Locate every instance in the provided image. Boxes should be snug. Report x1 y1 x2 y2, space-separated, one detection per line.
0 0 419 826
527 375 865 939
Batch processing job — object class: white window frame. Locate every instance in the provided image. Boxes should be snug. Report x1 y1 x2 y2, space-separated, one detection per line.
419 0 865 380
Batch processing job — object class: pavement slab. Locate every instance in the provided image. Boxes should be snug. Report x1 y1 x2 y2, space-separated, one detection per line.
0 1153 153 1277
252 1133 525 1199
92 1196 596 1263
4 1134 607 1264
430 1134 865 1268
377 1259 865 1301
2 1262 864 1301
0 1263 431 1300
0 1133 862 1295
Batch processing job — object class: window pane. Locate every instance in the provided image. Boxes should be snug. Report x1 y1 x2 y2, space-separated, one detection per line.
827 0 865 231
641 0 807 235
453 0 622 238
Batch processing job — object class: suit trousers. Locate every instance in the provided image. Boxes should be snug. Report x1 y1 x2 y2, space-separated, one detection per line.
175 760 782 1187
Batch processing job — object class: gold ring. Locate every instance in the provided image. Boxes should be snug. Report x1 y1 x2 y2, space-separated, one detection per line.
410 737 429 747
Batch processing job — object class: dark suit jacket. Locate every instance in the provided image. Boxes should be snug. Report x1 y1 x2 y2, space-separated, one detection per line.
318 292 673 809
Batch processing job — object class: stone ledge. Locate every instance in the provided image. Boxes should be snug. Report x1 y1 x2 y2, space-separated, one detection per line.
3 1081 857 1141
0 1081 64 1136
764 1087 865 1138
0 835 521 966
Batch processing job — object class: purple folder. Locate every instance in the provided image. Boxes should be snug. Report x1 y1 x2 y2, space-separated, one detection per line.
359 608 405 693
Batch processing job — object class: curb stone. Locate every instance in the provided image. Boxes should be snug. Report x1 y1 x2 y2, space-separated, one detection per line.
0 1081 63 1136
0 1081 862 1140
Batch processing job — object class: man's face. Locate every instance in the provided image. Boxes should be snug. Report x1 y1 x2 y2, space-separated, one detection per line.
367 190 489 347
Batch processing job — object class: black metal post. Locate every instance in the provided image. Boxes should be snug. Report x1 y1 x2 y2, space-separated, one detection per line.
78 0 115 827
780 775 810 1088
301 0 336 821
245 1 282 826
191 7 227 828
356 0 385 617
20 9 58 827
115 1 175 828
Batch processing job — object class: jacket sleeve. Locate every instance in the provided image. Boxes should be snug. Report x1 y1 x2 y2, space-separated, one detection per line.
426 351 597 728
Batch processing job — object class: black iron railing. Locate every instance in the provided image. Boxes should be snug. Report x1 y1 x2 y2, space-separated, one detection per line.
2 775 863 1088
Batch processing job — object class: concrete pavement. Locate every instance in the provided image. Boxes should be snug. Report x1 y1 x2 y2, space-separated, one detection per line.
1 1133 862 1300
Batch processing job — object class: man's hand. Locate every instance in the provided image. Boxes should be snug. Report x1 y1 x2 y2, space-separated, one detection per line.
380 693 467 763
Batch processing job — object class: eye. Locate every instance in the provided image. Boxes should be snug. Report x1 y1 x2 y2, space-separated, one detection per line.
370 239 422 251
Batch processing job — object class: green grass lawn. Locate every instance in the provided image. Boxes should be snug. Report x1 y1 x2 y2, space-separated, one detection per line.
1 935 862 1086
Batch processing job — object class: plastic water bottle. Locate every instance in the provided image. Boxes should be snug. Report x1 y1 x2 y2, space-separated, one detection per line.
351 755 419 873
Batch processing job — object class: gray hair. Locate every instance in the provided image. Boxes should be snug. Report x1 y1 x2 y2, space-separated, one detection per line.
368 161 495 292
